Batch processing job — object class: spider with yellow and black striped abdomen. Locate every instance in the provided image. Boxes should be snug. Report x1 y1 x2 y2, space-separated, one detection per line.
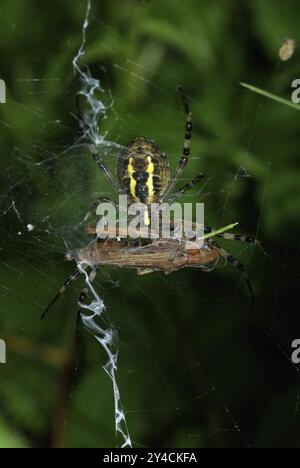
89 86 205 212
42 86 257 320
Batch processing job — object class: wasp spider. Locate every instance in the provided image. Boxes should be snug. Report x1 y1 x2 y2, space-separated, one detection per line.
42 87 255 319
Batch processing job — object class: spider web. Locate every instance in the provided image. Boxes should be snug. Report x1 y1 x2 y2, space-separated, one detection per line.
0 0 300 449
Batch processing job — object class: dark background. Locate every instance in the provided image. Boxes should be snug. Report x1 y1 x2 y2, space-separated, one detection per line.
0 0 300 448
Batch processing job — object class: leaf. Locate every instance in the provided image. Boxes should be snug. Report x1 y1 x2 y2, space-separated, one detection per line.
0 418 28 448
240 82 300 111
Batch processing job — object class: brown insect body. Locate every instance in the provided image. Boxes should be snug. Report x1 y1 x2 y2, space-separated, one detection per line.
67 238 220 273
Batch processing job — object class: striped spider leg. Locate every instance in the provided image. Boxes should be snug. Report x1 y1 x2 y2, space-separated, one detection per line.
160 86 193 202
208 238 255 301
41 265 98 321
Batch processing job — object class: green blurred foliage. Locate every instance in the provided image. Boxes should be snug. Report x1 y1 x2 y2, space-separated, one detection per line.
0 0 300 448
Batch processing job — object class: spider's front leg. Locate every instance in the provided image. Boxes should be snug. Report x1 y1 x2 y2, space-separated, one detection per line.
161 86 193 202
166 173 206 203
89 144 121 193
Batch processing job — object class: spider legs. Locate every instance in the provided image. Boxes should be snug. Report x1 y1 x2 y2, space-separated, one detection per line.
167 173 206 202
42 264 99 330
83 196 119 223
89 144 121 193
204 227 256 245
41 269 82 319
176 85 193 171
209 239 255 301
161 86 192 202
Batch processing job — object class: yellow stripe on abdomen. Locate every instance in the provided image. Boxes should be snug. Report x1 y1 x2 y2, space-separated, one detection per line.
127 157 137 199
146 156 155 203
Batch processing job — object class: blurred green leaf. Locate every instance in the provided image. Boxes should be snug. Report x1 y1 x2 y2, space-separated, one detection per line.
240 82 300 111
0 418 28 448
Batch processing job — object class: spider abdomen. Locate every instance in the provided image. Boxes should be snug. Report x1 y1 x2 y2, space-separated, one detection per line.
117 137 170 205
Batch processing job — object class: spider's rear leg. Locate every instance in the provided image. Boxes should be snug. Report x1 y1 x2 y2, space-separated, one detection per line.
204 227 257 245
209 239 255 301
41 268 82 319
